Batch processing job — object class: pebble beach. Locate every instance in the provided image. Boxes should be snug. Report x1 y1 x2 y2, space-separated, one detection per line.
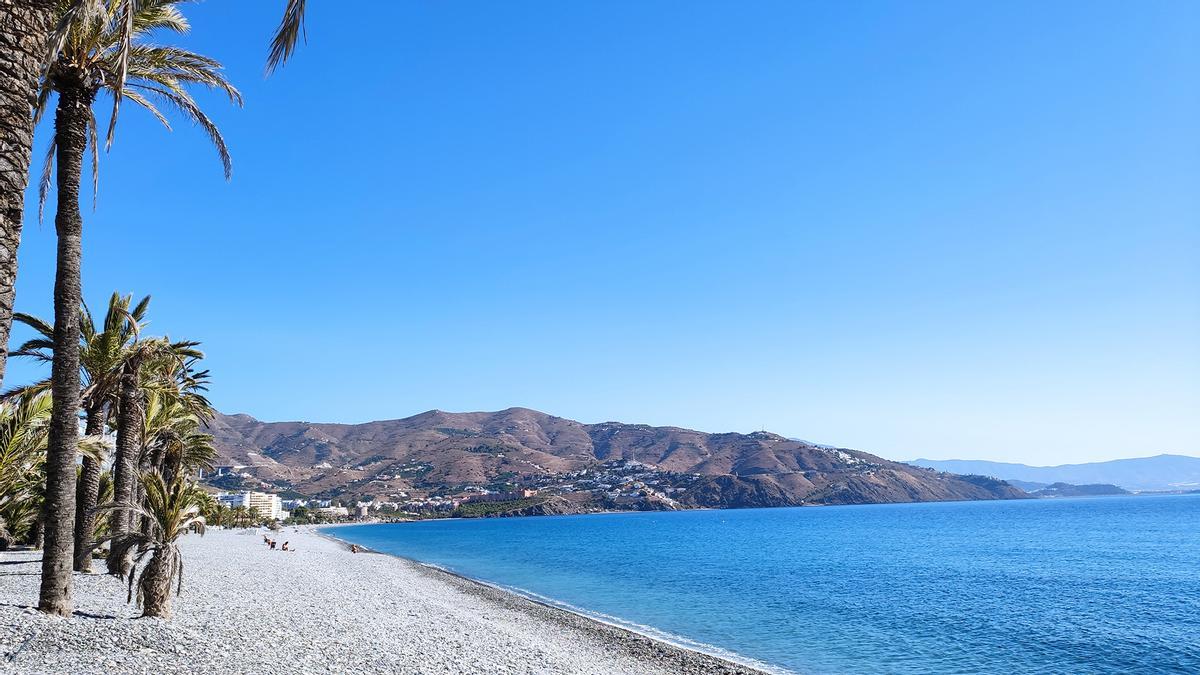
0 526 762 674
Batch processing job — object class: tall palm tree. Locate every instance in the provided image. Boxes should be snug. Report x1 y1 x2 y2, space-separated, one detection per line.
102 471 205 618
34 0 238 616
10 292 149 571
0 0 306 397
0 2 58 396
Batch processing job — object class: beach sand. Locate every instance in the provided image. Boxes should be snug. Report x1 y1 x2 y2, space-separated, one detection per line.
0 526 764 674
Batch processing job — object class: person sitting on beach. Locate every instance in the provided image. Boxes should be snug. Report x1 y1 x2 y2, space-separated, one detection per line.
281 541 289 551
350 544 359 553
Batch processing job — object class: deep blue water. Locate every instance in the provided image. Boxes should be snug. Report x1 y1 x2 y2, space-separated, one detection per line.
328 495 1200 674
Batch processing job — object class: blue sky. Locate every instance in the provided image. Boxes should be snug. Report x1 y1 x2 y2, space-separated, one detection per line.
12 1 1198 465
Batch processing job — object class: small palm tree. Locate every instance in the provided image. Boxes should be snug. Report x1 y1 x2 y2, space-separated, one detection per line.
102 471 205 619
0 393 107 548
0 394 53 547
196 492 224 527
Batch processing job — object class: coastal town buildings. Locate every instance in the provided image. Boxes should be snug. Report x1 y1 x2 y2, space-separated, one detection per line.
217 491 284 520
465 488 538 504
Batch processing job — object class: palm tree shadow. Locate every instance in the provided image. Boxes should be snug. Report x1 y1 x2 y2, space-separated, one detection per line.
74 610 119 619
0 603 119 619
0 559 39 565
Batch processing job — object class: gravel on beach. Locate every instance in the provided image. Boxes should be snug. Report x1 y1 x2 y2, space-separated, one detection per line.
0 527 764 674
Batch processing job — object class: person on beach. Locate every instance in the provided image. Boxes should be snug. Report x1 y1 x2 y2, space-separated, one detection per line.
270 540 277 550
281 541 289 551
350 544 359 553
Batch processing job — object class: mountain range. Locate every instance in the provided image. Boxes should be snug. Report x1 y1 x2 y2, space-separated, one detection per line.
206 407 1024 509
907 455 1200 492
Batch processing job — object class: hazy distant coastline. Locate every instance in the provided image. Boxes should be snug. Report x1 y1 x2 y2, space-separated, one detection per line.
908 454 1200 492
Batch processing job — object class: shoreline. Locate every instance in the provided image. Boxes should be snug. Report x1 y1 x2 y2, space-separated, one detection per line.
0 525 767 674
312 525 777 674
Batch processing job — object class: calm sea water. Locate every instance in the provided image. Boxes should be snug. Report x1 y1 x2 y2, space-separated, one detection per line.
328 495 1200 674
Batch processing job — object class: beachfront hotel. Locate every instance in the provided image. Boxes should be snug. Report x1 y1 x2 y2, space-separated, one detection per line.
217 491 284 521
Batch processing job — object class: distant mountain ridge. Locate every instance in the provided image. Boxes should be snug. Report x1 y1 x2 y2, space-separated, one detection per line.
907 455 1200 492
207 407 1025 509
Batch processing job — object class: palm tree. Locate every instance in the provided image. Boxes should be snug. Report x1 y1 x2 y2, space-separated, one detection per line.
140 389 215 483
33 0 238 616
106 343 147 576
0 393 53 548
196 491 224 527
0 392 106 549
108 337 210 575
102 471 205 618
0 2 58 396
10 292 149 571
0 0 310 402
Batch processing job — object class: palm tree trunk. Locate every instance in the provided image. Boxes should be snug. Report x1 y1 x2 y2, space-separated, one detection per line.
73 406 105 572
161 448 180 484
138 549 174 619
0 1 56 392
130 476 142 535
107 366 140 576
138 443 160 537
38 81 94 617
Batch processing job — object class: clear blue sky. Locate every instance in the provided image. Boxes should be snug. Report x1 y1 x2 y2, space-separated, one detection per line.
12 1 1199 465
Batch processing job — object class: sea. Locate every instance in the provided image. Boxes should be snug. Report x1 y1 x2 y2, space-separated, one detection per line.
327 494 1200 674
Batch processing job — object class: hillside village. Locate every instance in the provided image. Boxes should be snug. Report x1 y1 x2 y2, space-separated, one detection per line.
206 458 718 522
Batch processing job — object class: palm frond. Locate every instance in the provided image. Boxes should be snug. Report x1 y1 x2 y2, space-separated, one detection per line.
37 139 56 224
128 84 232 179
123 45 242 105
104 0 137 149
42 0 107 80
266 0 306 74
13 313 55 340
44 0 239 175
87 108 99 210
121 88 171 130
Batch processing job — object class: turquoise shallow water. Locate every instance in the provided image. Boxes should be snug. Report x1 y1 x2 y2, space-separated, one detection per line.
328 494 1200 674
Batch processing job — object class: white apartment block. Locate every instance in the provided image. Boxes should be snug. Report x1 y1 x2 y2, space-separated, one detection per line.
217 491 284 520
